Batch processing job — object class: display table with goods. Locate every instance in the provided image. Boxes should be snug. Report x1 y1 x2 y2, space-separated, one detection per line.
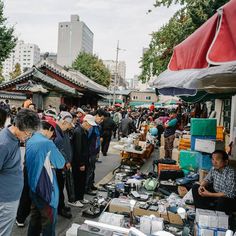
113 133 154 166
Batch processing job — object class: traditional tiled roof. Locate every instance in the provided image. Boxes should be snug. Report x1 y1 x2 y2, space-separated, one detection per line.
0 68 82 96
0 91 26 100
36 59 110 94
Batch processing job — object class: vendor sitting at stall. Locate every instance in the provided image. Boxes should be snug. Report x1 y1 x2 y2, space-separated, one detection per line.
192 150 236 214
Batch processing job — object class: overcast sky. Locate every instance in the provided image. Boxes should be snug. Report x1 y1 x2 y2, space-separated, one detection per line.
3 0 180 78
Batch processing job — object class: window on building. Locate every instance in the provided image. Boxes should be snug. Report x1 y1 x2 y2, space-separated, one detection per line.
132 96 138 100
145 96 151 100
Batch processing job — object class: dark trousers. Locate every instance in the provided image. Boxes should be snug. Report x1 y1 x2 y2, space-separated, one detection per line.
101 133 112 155
16 166 31 223
86 155 97 191
28 192 57 236
164 134 175 158
56 169 65 211
192 184 236 214
72 166 87 200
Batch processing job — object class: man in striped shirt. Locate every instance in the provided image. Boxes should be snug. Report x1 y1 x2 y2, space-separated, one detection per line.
192 150 236 214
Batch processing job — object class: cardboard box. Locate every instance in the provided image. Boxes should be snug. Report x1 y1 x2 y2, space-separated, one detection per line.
216 211 228 229
159 146 165 159
199 169 209 182
161 134 165 146
109 198 131 214
191 135 216 151
194 139 225 154
191 118 217 136
134 203 183 225
172 148 180 163
174 138 180 148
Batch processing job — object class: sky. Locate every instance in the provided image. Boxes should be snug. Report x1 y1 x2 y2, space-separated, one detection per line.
3 0 180 78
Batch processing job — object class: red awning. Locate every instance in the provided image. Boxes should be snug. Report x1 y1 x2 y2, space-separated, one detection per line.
168 0 236 71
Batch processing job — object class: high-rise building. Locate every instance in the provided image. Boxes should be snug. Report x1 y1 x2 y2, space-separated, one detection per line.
2 40 40 81
57 15 93 67
103 60 126 88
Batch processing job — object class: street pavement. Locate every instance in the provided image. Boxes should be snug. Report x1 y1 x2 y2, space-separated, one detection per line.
12 140 121 236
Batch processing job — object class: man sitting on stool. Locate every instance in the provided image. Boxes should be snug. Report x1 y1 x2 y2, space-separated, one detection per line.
192 150 236 214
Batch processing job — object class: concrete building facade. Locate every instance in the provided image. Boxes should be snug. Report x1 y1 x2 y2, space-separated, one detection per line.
2 40 40 81
57 15 93 67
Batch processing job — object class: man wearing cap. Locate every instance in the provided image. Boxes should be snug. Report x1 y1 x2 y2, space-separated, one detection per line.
69 115 97 207
54 111 73 218
77 108 86 124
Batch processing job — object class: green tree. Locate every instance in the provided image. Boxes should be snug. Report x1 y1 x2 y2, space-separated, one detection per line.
10 63 21 79
72 52 111 87
139 0 229 82
0 67 4 83
0 0 17 66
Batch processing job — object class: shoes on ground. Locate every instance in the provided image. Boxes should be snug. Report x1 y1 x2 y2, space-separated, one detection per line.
58 208 72 219
96 160 102 163
80 199 90 204
16 220 25 227
91 185 98 191
68 200 84 207
103 153 107 156
85 190 97 196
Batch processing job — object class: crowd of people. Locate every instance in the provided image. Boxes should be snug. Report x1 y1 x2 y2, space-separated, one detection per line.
0 98 185 236
2 98 235 235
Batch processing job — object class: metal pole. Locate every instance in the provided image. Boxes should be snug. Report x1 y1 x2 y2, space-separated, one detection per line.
113 40 119 106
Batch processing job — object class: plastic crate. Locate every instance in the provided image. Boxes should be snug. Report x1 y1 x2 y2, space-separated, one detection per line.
178 138 191 150
158 163 180 175
216 126 224 141
191 118 217 136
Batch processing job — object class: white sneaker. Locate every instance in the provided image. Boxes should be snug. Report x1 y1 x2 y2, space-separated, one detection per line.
68 201 84 208
16 220 25 227
80 199 89 204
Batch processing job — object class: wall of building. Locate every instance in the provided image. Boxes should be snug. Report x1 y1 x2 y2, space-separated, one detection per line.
57 15 93 67
43 94 62 111
2 40 41 81
129 91 157 102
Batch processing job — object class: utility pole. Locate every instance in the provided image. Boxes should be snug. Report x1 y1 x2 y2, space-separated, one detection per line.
112 41 120 106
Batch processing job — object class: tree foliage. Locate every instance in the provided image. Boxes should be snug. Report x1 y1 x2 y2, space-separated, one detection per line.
0 0 17 67
139 0 229 82
72 52 111 87
10 63 21 79
0 67 4 83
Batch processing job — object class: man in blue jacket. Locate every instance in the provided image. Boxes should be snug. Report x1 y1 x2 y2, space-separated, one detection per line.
26 121 65 236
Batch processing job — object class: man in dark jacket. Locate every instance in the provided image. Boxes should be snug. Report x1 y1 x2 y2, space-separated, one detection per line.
119 114 137 138
70 115 97 207
54 111 73 218
101 112 116 156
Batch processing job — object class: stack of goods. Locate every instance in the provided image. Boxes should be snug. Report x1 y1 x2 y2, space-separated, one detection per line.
189 118 225 178
178 138 191 151
216 126 224 141
196 209 229 236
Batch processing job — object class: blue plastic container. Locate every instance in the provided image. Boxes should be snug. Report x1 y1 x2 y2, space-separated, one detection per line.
198 153 212 171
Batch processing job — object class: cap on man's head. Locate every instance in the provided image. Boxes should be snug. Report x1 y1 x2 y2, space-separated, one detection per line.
83 114 96 126
77 107 85 114
59 111 73 123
